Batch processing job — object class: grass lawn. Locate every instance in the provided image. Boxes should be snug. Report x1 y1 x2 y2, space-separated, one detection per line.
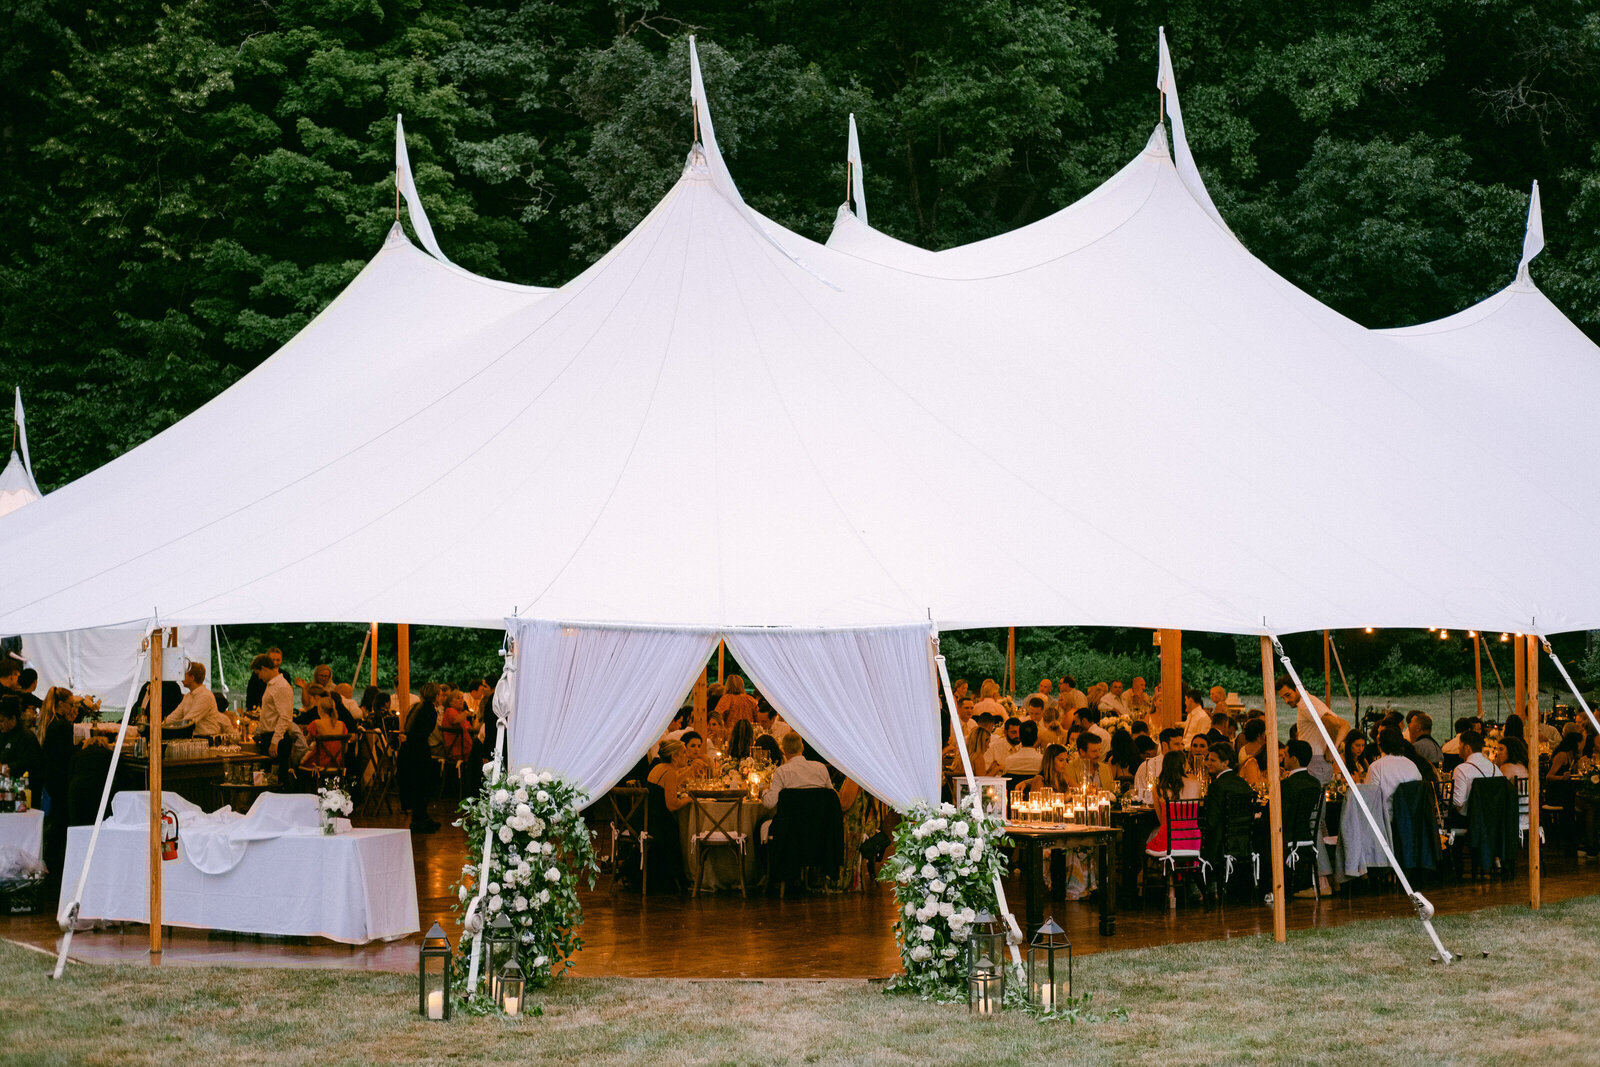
3 893 1597 1066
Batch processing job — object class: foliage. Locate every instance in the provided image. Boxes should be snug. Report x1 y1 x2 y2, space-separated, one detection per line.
880 800 1009 996
449 765 599 1010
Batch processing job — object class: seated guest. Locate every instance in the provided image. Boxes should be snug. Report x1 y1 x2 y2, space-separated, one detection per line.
950 696 977 748
1342 731 1371 783
965 726 996 777
163 662 233 737
1146 751 1201 850
1022 694 1048 724
752 733 783 767
1441 717 1475 757
727 719 755 762
1496 736 1530 781
1549 731 1583 778
1236 717 1266 764
1038 705 1069 749
301 686 350 771
1201 740 1253 866
761 731 834 811
1406 712 1443 766
680 730 715 778
1057 676 1088 715
971 679 1006 722
987 716 1022 768
1065 731 1115 791
1107 727 1141 786
714 674 759 726
0 696 41 777
642 739 690 892
1452 730 1503 814
1026 743 1072 794
1134 728 1183 803
360 686 392 723
1099 680 1130 719
1186 733 1211 780
1209 712 1237 744
1003 721 1044 775
1366 727 1422 829
1073 707 1112 748
1126 676 1154 719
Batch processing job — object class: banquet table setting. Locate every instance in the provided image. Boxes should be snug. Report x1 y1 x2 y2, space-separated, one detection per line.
58 790 419 943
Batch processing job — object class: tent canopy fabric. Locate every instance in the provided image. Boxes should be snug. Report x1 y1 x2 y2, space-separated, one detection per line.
1 42 1598 639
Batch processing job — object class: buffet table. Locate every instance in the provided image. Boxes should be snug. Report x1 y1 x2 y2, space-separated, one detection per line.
57 793 418 944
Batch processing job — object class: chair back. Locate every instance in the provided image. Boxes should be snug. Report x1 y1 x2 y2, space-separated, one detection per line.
310 730 347 770
1390 779 1441 870
1163 798 1202 856
1514 774 1530 817
769 787 844 884
606 786 648 836
1215 791 1256 856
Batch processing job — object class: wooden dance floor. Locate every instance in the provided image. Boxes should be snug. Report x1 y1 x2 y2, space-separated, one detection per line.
7 814 1599 978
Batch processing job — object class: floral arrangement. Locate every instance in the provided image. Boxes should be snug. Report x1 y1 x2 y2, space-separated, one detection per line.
449 766 598 1011
316 780 352 835
880 800 1010 996
1577 766 1600 804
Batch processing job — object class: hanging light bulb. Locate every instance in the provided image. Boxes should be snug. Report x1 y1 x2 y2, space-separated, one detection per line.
1500 633 1511 643
1364 627 1374 634
1439 630 1450 640
1467 631 1477 639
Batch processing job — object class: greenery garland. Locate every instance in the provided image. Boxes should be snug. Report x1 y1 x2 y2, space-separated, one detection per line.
880 801 1011 997
449 766 599 1012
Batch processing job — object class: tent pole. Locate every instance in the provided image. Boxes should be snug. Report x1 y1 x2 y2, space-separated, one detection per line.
1327 635 1356 720
351 627 371 691
397 624 411 724
465 639 513 994
1482 638 1512 720
148 628 165 960
53 638 151 979
1514 635 1526 727
692 665 707 735
371 622 379 688
1474 633 1484 720
1526 635 1542 910
717 640 725 685
1322 631 1332 711
1005 627 1015 697
933 638 1023 967
1259 636 1287 943
1158 629 1182 733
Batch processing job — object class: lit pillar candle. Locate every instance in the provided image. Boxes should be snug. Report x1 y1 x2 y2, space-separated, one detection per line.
426 990 444 1020
503 994 521 1017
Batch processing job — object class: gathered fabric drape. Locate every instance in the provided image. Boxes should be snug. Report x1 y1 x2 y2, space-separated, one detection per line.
506 619 718 808
723 624 941 811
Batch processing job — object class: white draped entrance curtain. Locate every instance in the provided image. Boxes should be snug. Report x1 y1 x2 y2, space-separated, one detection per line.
505 619 942 812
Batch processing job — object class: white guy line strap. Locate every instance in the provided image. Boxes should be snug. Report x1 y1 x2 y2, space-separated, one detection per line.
1536 634 1600 737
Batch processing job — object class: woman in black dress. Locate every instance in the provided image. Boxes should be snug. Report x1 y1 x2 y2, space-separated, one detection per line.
36 687 79 895
398 683 441 833
643 738 689 893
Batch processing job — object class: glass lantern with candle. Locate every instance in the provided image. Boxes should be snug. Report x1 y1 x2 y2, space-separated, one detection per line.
968 956 1002 1015
485 912 516 1002
497 958 526 1017
1027 917 1072 1012
419 922 452 1020
967 910 1007 1001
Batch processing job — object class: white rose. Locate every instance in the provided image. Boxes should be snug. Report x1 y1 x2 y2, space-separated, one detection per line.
498 825 514 843
517 863 532 880
537 889 550 905
929 879 946 894
970 841 984 860
951 821 969 838
542 842 554 855
538 772 554 785
911 945 933 962
912 826 927 840
536 790 551 804
533 954 549 967
948 843 966 862
491 789 510 808
939 802 956 816
914 907 932 923
458 885 469 902
917 925 936 942
903 902 916 917
489 895 503 912
961 907 976 923
938 902 955 918
487 882 501 895
959 866 974 876
941 946 959 960
513 787 529 805
545 866 562 882
513 895 528 911
516 803 533 820
923 845 940 861
951 927 970 942
921 864 939 880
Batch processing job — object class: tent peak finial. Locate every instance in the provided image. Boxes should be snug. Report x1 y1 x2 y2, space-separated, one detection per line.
1516 179 1544 287
846 113 868 226
394 114 452 264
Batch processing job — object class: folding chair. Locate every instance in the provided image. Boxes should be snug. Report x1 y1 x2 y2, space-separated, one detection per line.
691 796 748 897
604 786 650 894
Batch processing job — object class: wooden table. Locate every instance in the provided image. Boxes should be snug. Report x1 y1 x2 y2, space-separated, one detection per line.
124 754 269 812
1005 823 1123 938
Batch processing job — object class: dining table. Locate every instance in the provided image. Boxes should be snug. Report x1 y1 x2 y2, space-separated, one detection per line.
1005 823 1123 937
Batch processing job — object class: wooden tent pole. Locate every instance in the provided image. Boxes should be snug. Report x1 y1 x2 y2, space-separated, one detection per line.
1260 636 1287 943
1322 631 1333 711
1327 636 1357 720
1514 635 1526 725
693 666 708 735
1005 627 1016 697
1474 633 1484 720
1526 634 1542 910
371 622 379 688
351 627 371 690
1158 630 1182 733
717 640 725 685
1482 638 1512 719
148 629 165 959
397 624 411 724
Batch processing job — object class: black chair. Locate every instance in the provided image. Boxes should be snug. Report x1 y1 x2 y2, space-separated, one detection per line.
1210 791 1260 902
1390 780 1442 873
1464 777 1518 878
766 788 843 895
604 786 650 894
1282 790 1324 897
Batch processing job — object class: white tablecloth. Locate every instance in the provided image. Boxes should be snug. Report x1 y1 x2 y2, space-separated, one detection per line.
0 810 46 871
58 822 419 943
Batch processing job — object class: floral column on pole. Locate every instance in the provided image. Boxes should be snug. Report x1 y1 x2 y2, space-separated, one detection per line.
450 767 598 1012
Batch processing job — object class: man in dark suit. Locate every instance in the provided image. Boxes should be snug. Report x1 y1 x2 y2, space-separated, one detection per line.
1200 741 1255 893
1279 739 1327 895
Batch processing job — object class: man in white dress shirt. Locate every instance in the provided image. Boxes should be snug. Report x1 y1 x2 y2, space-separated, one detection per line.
1452 730 1502 815
252 654 305 779
162 662 232 737
1277 679 1335 783
987 717 1022 768
1366 727 1422 829
1002 721 1044 775
1099 680 1130 719
1181 690 1211 745
1073 708 1112 749
761 731 834 811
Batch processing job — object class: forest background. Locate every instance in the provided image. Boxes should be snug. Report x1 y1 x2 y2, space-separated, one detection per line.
3 0 1598 697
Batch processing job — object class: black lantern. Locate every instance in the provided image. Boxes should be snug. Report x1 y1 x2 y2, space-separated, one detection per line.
485 913 516 1001
967 955 1002 1015
419 922 452 1020
497 958 526 1017
1027 917 1071 1011
967 910 1007 989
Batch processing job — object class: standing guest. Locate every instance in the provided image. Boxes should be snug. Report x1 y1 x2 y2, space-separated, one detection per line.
1065 732 1115 791
1208 684 1229 716
13 669 42 719
437 691 475 761
714 675 758 727
1126 676 1154 719
244 646 294 710
1003 721 1044 775
1366 727 1422 829
1057 676 1088 715
398 682 442 833
1182 690 1211 745
0 697 40 777
1277 679 1336 783
643 739 690 893
1452 731 1503 815
761 731 835 810
35 687 78 896
1407 712 1443 767
301 686 350 772
252 654 304 782
164 662 232 737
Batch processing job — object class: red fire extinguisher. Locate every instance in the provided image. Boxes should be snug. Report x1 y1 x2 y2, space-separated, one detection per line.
160 808 180 862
